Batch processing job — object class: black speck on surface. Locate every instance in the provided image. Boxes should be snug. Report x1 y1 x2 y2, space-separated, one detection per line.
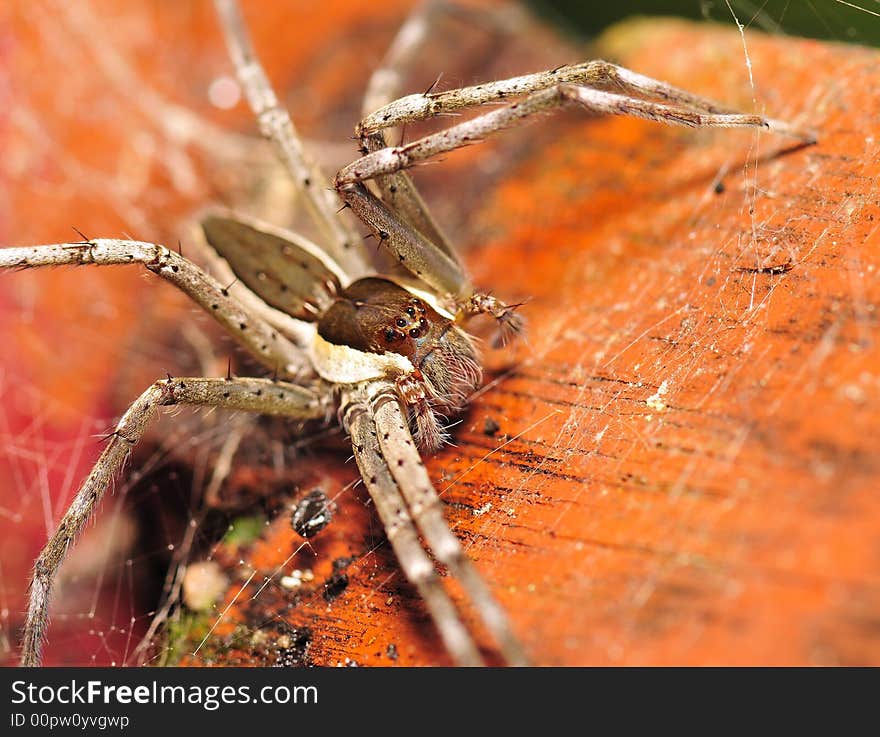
291 489 334 539
332 556 355 571
323 557 354 602
386 643 399 661
483 417 501 436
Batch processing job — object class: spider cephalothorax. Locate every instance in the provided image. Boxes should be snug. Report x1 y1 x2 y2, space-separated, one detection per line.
2 0 812 668
314 276 482 451
202 213 483 452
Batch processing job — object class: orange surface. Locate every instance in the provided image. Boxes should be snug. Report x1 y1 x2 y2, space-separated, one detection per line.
2 2 879 666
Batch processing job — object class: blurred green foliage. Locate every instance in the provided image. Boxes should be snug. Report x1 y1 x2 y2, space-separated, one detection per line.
527 0 880 47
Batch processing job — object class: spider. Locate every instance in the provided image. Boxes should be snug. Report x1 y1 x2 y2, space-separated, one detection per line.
1 0 813 667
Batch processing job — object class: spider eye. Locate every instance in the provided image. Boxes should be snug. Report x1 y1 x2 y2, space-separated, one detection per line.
409 327 421 338
396 317 407 327
384 328 402 342
406 307 416 317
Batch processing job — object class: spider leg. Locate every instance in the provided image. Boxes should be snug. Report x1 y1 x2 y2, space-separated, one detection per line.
336 183 524 343
361 0 531 119
203 413 253 509
360 1 459 260
212 0 368 278
20 376 328 666
359 130 458 263
343 386 485 666
358 58 815 142
370 388 529 665
359 2 536 263
52 0 355 176
353 1 539 342
336 183 471 299
340 84 809 189
361 1 445 119
0 240 310 379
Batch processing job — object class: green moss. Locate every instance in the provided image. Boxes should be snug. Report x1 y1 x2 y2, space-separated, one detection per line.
222 513 267 547
159 611 215 666
159 612 259 665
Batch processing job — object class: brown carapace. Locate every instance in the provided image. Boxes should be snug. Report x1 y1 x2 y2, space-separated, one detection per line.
318 277 481 450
